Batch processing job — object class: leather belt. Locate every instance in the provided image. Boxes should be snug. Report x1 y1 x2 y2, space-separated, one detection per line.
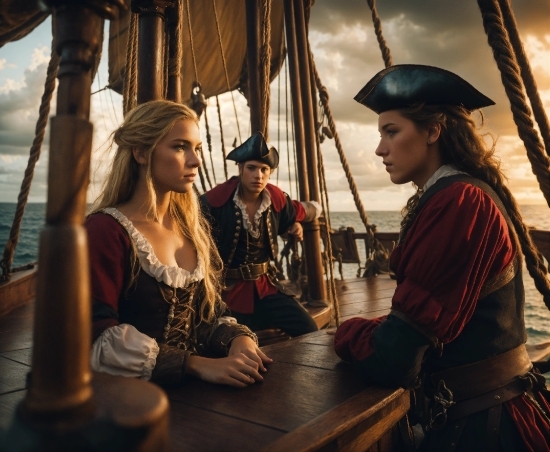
225 262 270 281
426 345 534 429
430 344 532 401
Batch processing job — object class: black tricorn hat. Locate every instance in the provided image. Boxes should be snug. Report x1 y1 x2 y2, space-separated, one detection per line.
354 64 495 114
226 132 279 168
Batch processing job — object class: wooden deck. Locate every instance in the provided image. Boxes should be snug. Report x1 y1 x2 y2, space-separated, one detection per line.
0 275 405 450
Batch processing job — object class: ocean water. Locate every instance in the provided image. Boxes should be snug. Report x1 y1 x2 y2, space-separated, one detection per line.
1 203 549 347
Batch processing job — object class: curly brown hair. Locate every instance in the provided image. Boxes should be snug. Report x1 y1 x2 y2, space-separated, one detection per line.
399 103 550 308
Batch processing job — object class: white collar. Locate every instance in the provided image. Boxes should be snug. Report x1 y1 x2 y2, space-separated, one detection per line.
420 165 468 196
233 186 271 239
102 208 204 288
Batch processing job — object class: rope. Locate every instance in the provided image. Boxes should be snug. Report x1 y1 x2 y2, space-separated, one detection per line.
184 0 199 83
197 166 207 193
497 0 550 158
276 52 281 185
0 42 59 281
203 106 217 185
211 0 242 143
365 0 393 68
216 96 229 180
477 0 550 206
167 0 184 99
285 57 293 199
310 52 373 234
315 122 341 327
123 11 138 115
259 0 272 138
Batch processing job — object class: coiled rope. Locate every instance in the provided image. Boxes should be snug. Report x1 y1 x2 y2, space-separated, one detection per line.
259 0 272 139
366 0 392 68
123 11 138 115
496 0 550 159
477 0 550 206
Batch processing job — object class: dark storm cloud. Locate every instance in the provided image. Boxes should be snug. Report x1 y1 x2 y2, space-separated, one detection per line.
308 0 549 139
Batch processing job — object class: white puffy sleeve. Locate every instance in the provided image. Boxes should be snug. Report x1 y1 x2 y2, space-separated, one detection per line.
90 324 159 381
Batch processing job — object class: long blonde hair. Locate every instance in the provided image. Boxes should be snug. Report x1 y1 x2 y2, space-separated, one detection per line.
91 100 223 323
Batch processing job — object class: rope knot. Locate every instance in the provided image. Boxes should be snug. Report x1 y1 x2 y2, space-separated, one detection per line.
319 85 329 103
190 82 207 118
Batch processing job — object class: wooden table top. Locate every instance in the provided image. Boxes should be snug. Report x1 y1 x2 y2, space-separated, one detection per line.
0 275 409 451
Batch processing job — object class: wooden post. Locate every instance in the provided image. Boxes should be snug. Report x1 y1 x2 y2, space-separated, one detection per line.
25 2 103 422
284 0 328 306
3 1 170 450
166 1 181 103
245 0 263 135
283 0 309 201
132 0 173 103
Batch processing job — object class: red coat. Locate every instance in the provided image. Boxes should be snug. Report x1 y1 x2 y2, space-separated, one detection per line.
334 181 550 450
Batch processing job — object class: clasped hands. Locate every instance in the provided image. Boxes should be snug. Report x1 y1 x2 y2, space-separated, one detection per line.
186 335 272 388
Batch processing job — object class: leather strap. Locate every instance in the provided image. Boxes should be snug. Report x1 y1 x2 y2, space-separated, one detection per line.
445 377 525 423
486 404 503 450
430 344 532 401
225 261 270 280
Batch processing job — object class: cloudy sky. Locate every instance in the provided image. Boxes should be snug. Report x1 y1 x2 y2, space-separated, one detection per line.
1 0 550 211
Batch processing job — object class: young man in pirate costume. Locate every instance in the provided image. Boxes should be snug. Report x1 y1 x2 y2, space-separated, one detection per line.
200 132 320 337
334 65 550 450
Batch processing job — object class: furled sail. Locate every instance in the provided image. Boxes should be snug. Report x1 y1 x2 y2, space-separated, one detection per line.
107 0 286 103
0 0 49 48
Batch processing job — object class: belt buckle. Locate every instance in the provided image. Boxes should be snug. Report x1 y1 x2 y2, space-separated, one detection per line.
239 264 257 281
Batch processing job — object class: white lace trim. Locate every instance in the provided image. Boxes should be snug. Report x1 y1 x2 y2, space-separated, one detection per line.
103 207 204 288
420 165 468 197
233 187 271 239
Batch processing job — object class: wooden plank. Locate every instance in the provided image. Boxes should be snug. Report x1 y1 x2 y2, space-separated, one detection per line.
0 268 37 318
340 308 391 323
0 330 33 354
169 399 284 452
0 356 29 394
264 342 349 372
167 361 368 432
0 390 26 431
261 388 409 452
0 348 32 366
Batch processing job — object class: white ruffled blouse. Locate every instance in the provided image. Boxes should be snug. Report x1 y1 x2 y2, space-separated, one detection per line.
90 208 204 381
233 187 272 239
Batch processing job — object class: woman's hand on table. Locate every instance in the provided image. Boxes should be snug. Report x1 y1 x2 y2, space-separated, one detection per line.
228 335 273 372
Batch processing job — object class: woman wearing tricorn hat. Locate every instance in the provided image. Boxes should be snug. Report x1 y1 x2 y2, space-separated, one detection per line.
334 65 550 450
200 132 321 338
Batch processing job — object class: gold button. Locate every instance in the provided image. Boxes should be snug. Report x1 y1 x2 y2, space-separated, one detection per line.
233 239 238 244
234 233 239 237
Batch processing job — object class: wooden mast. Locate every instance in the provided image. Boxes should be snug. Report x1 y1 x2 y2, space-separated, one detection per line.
3 1 169 449
284 0 328 306
166 1 182 103
132 0 173 103
245 0 263 135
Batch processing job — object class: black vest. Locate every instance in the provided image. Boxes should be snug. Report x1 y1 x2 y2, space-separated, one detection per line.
403 175 526 370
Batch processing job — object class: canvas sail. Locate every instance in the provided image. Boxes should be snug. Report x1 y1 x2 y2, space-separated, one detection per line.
108 0 286 103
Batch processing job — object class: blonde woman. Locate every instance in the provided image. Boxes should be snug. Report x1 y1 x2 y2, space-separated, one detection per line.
86 100 271 388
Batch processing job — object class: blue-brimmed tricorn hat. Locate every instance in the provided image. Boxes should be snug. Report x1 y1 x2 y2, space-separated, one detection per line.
226 132 279 169
354 64 495 114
